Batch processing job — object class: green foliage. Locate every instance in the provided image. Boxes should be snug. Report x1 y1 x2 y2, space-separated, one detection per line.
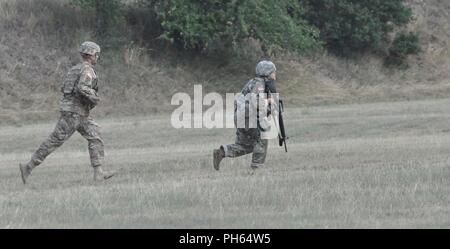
143 0 321 55
70 0 124 35
301 0 413 56
385 32 421 68
68 0 421 67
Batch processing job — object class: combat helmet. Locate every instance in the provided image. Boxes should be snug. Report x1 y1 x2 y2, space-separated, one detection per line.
256 60 276 77
79 41 101 55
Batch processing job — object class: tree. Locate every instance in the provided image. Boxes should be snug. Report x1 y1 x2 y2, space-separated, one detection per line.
301 0 414 56
385 32 421 68
143 0 321 55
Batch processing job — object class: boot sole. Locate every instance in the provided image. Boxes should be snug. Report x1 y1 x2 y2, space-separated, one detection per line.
95 172 116 181
19 164 27 184
213 150 220 171
104 173 115 180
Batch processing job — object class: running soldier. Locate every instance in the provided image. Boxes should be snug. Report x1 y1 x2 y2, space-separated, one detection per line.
213 60 278 172
19 41 115 184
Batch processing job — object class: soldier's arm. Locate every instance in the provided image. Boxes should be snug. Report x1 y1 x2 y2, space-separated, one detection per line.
76 67 100 106
250 81 268 112
268 92 279 117
264 80 279 115
252 81 273 131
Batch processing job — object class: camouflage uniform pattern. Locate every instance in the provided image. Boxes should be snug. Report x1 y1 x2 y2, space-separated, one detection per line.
256 60 276 77
60 62 99 116
29 62 103 169
30 112 104 168
222 128 268 168
60 63 99 116
79 41 101 55
222 77 270 168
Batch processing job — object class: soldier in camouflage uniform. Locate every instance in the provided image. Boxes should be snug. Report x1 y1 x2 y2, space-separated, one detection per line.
213 61 278 172
19 41 115 184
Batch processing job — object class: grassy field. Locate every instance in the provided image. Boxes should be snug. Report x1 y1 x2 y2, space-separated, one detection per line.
1 99 450 228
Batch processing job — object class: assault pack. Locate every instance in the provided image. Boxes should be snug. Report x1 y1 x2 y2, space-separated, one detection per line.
61 64 84 96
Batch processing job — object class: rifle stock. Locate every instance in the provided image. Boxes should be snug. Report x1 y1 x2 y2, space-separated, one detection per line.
278 100 288 152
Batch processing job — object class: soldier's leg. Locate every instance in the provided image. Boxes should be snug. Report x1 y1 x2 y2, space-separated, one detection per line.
77 117 104 167
222 128 256 158
29 112 77 167
214 128 256 170
250 138 269 169
21 112 77 184
78 117 114 181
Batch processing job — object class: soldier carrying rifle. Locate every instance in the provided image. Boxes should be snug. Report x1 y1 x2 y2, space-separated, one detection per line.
213 60 287 173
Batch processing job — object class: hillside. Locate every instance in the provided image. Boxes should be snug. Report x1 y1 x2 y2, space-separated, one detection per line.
0 0 449 125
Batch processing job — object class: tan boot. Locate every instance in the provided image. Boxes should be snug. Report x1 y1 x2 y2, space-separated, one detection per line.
93 166 116 181
213 148 225 171
19 163 33 184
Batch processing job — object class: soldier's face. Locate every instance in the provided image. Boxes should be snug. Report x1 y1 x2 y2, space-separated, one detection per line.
268 71 276 81
92 53 99 65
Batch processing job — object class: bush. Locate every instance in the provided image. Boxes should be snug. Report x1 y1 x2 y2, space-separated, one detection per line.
301 0 413 56
385 32 421 68
68 0 421 67
142 0 321 55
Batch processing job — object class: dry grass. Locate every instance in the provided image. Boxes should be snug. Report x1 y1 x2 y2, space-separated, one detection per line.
275 0 450 107
1 0 450 125
1 99 450 228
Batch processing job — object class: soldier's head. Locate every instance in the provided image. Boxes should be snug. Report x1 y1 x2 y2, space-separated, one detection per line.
79 41 101 65
256 60 277 81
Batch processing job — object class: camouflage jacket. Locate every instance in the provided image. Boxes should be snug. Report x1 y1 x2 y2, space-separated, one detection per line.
59 61 100 116
235 77 276 131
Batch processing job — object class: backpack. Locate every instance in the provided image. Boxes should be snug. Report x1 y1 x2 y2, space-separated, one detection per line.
234 78 265 129
61 64 83 95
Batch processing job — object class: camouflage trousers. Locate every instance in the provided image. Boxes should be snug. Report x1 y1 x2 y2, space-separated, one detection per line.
29 111 104 168
222 128 268 168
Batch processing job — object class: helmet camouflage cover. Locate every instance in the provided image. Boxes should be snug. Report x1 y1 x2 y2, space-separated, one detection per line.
79 41 101 55
256 60 276 77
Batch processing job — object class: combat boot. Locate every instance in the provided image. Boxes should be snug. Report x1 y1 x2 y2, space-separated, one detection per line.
93 166 116 181
213 148 225 171
19 163 33 184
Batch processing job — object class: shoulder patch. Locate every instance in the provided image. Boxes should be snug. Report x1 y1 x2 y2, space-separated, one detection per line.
85 70 94 79
253 79 265 93
81 66 95 78
84 73 93 81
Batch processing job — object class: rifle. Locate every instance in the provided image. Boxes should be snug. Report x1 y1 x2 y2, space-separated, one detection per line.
278 99 288 152
265 81 288 152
